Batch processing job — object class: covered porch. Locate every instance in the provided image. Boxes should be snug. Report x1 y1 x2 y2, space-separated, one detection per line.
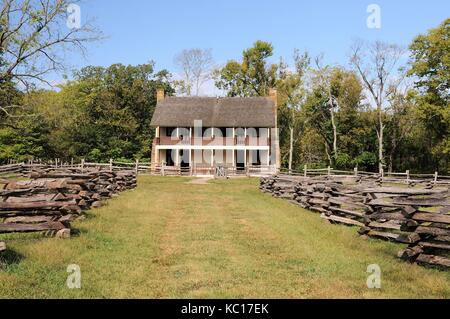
153 148 276 177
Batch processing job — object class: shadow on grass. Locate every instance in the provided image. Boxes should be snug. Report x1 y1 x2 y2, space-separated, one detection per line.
69 212 96 237
70 228 83 237
0 249 25 270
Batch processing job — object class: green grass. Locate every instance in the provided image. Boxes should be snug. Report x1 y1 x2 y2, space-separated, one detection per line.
0 176 449 298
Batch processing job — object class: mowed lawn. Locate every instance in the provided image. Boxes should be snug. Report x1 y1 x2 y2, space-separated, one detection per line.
0 176 449 298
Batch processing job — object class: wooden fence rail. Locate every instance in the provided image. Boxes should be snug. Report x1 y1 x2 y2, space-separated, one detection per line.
0 160 153 177
0 166 137 254
2 161 449 180
260 174 450 269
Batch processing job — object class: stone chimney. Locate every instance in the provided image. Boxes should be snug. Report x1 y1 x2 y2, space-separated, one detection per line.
268 88 278 126
156 88 165 103
268 88 278 107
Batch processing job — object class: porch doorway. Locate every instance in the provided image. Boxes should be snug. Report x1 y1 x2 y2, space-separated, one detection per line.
236 150 246 171
180 149 190 168
165 149 175 166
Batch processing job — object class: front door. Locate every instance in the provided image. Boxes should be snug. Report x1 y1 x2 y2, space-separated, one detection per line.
180 150 190 168
166 150 175 166
236 150 245 170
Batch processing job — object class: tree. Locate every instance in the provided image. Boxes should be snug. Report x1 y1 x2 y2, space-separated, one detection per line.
0 111 54 162
174 48 214 96
303 66 369 169
0 79 22 119
330 68 369 169
312 56 340 163
409 18 449 104
383 74 414 173
214 40 277 97
408 18 449 172
0 0 101 116
62 63 174 161
277 50 310 171
2 62 175 163
350 40 405 173
0 49 23 122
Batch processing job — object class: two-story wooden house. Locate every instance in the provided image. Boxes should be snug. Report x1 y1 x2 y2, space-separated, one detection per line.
150 89 280 176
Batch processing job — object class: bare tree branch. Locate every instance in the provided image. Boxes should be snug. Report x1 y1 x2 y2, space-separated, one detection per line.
349 40 406 173
0 0 102 119
174 48 214 96
0 0 102 87
313 55 339 163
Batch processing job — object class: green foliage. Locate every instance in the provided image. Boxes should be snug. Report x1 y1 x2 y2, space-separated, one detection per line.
211 28 449 173
87 148 102 162
0 114 54 162
408 18 449 105
61 63 174 161
214 40 277 97
301 66 379 171
0 79 22 111
0 78 53 163
0 63 174 163
408 18 450 172
277 51 310 169
334 152 352 169
303 88 333 153
353 152 378 169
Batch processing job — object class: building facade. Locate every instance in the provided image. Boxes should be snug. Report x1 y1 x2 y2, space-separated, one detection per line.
150 89 280 176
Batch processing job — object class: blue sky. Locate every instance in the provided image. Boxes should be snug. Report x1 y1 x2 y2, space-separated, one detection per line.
65 0 449 93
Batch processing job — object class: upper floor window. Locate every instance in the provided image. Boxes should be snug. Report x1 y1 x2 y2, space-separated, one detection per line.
216 127 228 138
246 128 260 138
165 127 176 137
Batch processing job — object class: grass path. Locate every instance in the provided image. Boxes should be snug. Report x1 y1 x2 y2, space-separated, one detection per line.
0 176 449 298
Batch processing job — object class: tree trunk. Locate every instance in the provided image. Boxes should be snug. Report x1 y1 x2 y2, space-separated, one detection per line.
389 137 397 174
388 153 393 174
378 106 384 174
327 92 338 163
324 142 332 166
330 107 338 160
289 127 294 172
195 79 200 96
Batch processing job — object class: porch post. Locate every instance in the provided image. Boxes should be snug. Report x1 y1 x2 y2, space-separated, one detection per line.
176 128 180 167
190 149 193 176
156 127 161 164
244 149 247 168
156 148 160 165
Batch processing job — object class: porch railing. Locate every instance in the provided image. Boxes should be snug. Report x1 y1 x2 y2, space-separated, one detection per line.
155 136 271 147
152 164 277 177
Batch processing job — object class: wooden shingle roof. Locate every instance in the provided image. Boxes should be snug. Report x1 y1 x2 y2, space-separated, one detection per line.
150 96 276 128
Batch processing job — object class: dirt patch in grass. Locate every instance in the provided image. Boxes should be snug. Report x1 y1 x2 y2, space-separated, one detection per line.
187 178 213 185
